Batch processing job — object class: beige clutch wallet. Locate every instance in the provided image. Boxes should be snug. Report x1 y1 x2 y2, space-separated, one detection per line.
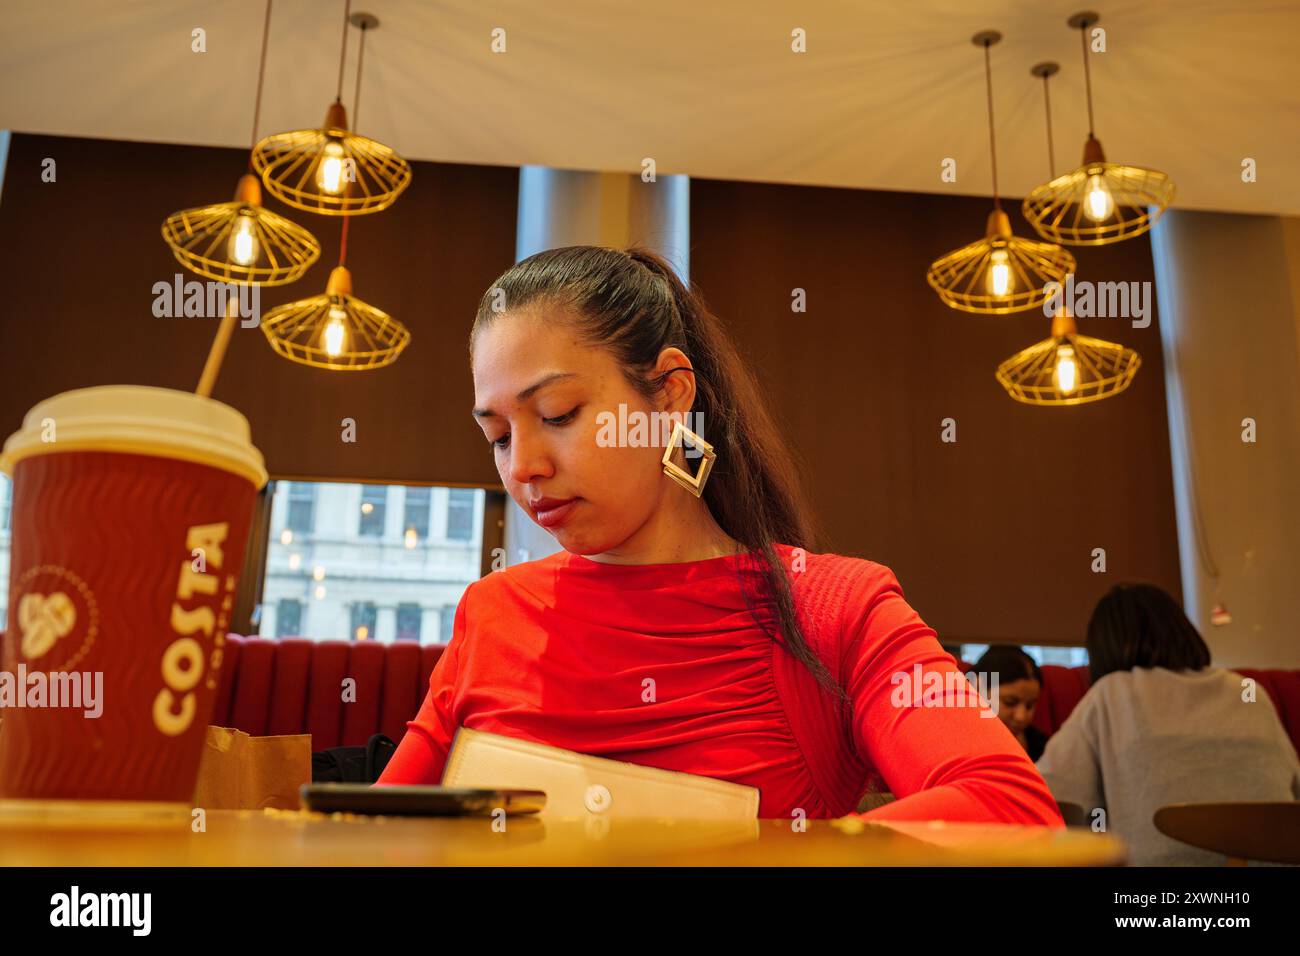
443 727 760 820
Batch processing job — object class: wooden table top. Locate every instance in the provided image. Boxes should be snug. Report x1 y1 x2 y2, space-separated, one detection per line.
0 807 1126 866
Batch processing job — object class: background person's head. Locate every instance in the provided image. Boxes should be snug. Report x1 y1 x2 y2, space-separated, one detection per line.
1085 583 1212 685
469 245 840 696
971 645 1043 739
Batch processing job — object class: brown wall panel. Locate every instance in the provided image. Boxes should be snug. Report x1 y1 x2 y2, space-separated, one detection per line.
690 179 1181 645
0 134 1181 644
0 133 514 488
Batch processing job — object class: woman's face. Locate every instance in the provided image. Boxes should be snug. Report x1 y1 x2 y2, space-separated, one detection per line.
997 678 1040 735
471 306 693 556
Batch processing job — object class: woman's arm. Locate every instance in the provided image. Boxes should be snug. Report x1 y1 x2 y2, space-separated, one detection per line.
840 564 1063 826
374 602 466 786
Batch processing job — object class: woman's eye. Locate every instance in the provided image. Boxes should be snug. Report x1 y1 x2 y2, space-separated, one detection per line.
544 406 580 426
492 434 510 449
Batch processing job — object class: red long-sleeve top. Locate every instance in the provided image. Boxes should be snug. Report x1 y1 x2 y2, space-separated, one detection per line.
378 544 1063 826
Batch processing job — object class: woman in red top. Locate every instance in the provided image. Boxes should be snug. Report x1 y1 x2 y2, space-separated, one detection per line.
378 245 1062 826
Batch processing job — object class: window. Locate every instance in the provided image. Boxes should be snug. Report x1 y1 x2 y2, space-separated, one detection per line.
446 488 475 541
959 644 1090 668
439 605 456 643
396 603 422 642
359 485 388 537
350 602 378 641
276 599 303 638
404 487 431 540
0 474 10 627
286 482 316 533
258 481 488 643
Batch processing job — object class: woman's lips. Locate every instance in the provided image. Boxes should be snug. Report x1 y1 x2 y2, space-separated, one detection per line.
532 497 579 529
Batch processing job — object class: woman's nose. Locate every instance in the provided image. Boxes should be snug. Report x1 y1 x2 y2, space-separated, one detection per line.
507 428 555 486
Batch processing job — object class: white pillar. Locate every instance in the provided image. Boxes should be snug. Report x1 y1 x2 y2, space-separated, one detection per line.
317 483 354 537
269 481 288 536
421 606 441 645
432 487 449 539
376 605 397 643
1150 210 1300 668
257 601 276 638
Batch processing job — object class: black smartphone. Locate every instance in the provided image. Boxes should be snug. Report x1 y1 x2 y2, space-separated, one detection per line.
300 783 546 817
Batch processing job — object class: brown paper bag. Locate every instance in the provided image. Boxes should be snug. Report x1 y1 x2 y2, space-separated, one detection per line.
191 726 311 811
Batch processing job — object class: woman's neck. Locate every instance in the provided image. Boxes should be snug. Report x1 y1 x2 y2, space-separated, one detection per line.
581 494 742 565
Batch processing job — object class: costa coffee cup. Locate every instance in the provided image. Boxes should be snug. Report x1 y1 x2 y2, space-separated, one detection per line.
0 385 267 811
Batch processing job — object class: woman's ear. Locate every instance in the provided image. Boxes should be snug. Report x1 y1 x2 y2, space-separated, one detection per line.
652 347 696 414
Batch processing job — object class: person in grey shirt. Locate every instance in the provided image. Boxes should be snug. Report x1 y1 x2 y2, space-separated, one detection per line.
1036 583 1300 866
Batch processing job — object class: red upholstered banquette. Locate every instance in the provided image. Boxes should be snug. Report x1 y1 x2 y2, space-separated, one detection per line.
210 634 446 749
11 629 1287 754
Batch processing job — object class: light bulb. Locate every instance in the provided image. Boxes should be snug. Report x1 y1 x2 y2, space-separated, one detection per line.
987 248 1013 297
317 140 347 194
404 527 418 549
323 306 347 357
1083 173 1114 222
1054 343 1078 395
228 212 259 266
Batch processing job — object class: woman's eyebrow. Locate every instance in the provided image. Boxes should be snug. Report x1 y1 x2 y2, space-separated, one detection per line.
472 371 580 418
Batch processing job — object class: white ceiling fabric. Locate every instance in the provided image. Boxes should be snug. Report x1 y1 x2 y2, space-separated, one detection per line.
2 0 1297 215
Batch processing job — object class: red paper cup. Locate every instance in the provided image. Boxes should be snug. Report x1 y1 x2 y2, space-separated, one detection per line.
0 386 267 810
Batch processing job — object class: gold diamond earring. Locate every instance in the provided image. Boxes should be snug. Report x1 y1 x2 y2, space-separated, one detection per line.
661 419 716 497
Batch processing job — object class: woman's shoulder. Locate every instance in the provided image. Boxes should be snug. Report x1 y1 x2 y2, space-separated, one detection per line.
773 544 923 656
774 543 907 604
460 549 569 605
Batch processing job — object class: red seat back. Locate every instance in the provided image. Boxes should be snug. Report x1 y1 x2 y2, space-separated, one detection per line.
209 634 445 748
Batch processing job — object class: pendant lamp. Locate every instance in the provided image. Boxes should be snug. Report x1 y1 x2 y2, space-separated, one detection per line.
260 14 409 370
996 62 1141 406
161 0 320 286
1021 11 1175 245
927 31 1075 315
995 307 1140 405
260 263 409 370
252 2 411 215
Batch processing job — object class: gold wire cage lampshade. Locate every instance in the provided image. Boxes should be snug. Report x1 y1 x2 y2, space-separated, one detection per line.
1021 12 1175 245
261 265 410 370
927 209 1076 314
252 101 411 215
995 309 1140 405
162 174 321 285
1022 137 1176 245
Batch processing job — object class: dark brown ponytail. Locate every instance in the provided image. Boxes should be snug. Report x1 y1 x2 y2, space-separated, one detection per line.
471 245 845 702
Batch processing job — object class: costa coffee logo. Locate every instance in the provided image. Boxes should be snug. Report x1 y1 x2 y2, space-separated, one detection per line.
10 565 99 672
152 522 234 737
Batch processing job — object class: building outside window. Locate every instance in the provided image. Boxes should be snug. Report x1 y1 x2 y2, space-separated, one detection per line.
446 488 475 541
396 603 422 642
358 485 388 537
276 598 302 638
260 481 485 644
404 486 431 541
959 644 1089 668
286 482 316 534
351 601 378 641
